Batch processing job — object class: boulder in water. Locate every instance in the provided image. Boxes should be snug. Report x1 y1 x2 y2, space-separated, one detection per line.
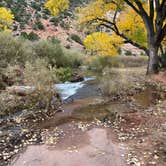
70 73 84 83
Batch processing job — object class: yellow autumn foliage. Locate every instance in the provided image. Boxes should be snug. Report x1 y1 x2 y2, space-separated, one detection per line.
77 0 116 27
84 32 123 56
77 0 148 54
46 0 165 58
45 0 69 16
117 8 147 47
0 7 14 31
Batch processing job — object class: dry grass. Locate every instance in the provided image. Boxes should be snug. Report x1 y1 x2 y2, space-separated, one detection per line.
86 55 148 72
119 56 148 68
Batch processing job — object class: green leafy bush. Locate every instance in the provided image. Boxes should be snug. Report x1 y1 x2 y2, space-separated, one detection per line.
70 34 83 45
0 32 34 67
32 21 45 30
49 17 59 26
33 40 83 68
87 56 121 72
60 20 70 30
21 31 40 41
32 40 67 67
63 48 83 68
56 67 72 82
47 36 61 44
125 50 132 56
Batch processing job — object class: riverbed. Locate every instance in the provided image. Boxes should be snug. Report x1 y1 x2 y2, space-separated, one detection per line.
0 74 166 166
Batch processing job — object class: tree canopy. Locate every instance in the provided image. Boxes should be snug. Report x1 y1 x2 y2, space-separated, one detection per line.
46 0 165 73
84 32 123 56
77 0 165 54
45 0 70 16
0 7 14 31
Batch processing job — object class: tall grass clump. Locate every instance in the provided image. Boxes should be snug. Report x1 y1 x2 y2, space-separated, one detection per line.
23 59 59 111
86 55 121 72
100 70 133 97
86 55 148 72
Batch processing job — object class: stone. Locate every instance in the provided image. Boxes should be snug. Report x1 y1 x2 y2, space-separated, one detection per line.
6 86 35 96
70 73 84 83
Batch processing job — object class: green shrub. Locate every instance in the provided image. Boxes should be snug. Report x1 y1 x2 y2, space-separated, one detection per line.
47 36 61 44
56 67 72 82
125 50 132 56
0 32 83 75
33 40 83 68
60 20 70 30
32 40 68 67
32 21 45 30
26 32 40 41
49 17 59 26
70 34 83 45
63 48 83 68
31 2 41 10
20 31 40 41
0 32 34 67
87 56 121 72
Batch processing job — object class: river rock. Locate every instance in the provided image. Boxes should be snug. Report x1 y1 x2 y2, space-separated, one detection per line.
70 73 84 83
6 86 35 96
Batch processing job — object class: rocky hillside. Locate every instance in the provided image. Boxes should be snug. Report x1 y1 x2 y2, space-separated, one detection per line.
0 0 88 32
0 0 143 55
0 0 85 49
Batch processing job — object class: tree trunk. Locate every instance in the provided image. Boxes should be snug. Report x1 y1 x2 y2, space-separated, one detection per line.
147 46 159 75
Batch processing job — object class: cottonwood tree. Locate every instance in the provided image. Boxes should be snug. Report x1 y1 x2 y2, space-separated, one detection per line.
0 7 14 31
45 0 69 16
84 32 123 56
46 0 166 74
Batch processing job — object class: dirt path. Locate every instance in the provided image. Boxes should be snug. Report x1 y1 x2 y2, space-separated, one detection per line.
11 127 126 166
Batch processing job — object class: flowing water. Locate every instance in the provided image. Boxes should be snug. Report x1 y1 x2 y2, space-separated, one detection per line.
54 76 99 101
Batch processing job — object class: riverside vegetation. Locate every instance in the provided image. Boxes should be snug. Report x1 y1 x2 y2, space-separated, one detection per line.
0 1 166 166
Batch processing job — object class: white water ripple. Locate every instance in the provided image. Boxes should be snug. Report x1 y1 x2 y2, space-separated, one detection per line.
54 76 96 100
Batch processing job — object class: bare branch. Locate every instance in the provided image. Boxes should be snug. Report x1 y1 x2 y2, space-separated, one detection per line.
134 0 150 19
99 21 149 55
123 0 140 14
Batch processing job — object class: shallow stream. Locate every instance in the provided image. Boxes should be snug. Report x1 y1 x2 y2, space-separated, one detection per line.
1 75 165 166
